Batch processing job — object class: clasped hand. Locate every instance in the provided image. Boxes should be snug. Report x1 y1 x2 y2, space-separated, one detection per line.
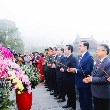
60 68 76 73
83 75 92 83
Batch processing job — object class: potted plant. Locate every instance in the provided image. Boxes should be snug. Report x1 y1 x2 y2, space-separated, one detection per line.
15 64 40 110
20 64 40 89
0 44 39 110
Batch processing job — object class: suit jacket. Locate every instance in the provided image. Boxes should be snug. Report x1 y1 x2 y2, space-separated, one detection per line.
91 57 110 99
75 51 94 88
63 54 77 82
56 55 65 78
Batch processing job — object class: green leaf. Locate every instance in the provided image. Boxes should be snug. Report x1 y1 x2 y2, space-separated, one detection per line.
6 100 14 106
0 104 3 107
0 107 12 110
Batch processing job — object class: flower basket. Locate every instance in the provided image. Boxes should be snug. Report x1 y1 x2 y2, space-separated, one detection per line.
16 91 32 110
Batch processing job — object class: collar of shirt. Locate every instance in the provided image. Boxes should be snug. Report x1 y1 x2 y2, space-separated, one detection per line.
58 55 62 57
100 56 107 62
66 54 72 58
81 51 87 58
53 54 57 57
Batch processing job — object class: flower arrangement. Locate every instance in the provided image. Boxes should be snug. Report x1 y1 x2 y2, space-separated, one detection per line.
0 44 35 109
20 64 40 89
0 54 32 94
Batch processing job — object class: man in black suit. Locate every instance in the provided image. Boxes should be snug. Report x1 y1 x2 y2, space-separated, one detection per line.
60 45 77 110
55 47 66 102
32 52 40 67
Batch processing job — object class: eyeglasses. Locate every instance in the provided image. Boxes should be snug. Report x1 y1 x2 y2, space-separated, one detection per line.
96 49 106 52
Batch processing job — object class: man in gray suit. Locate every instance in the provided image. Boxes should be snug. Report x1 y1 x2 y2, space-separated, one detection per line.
83 44 110 110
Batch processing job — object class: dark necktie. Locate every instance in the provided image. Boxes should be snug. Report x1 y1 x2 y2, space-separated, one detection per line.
93 61 102 76
78 55 82 64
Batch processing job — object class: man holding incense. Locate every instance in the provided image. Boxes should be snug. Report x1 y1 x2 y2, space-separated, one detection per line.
60 45 77 110
70 41 94 110
83 44 110 110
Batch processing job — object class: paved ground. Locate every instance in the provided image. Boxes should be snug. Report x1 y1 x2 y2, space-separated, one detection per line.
10 83 80 110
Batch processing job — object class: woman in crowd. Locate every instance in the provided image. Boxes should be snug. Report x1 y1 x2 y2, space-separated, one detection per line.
37 53 45 82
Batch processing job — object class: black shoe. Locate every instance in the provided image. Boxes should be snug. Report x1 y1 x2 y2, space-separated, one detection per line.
56 96 61 99
44 84 47 86
46 89 50 91
60 99 66 102
57 99 61 102
54 94 58 97
57 99 66 103
62 105 71 108
54 97 58 99
54 97 61 99
50 92 54 95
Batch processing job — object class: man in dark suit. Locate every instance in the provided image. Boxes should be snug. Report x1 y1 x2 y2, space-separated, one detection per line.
55 47 66 102
83 44 110 110
71 41 94 110
32 52 40 67
60 45 77 110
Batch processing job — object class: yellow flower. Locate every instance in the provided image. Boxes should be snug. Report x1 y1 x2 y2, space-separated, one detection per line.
15 82 24 91
17 91 21 94
8 71 16 79
12 78 20 83
12 77 24 91
8 71 15 75
13 78 24 91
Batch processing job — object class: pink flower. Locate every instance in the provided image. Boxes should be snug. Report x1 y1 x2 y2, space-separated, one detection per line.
1 46 13 59
27 81 31 85
27 86 32 94
22 75 30 83
0 71 7 78
0 45 32 94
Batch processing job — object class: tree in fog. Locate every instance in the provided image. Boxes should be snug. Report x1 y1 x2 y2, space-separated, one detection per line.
0 19 24 53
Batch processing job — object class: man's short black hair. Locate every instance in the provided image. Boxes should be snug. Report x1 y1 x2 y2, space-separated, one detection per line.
48 47 53 51
45 49 49 51
66 45 73 53
81 41 89 50
57 47 64 53
53 47 57 51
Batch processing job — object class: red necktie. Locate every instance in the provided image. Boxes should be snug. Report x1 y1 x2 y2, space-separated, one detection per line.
79 55 82 63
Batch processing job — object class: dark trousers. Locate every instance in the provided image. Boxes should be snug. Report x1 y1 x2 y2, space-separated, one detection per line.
46 67 51 90
50 68 56 91
64 78 76 110
93 97 110 110
56 77 65 98
78 87 93 110
44 70 48 85
59 78 66 100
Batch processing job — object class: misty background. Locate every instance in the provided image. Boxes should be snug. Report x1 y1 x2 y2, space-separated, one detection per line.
0 0 110 52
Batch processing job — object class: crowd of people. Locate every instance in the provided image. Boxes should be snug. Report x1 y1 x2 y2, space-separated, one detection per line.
14 41 110 110
14 51 45 81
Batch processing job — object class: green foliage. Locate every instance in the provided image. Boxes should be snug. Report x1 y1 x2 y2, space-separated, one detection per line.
6 37 24 53
20 65 40 89
0 79 14 110
0 19 24 53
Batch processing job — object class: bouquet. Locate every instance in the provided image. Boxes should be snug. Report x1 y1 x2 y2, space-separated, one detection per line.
0 44 32 109
20 64 40 89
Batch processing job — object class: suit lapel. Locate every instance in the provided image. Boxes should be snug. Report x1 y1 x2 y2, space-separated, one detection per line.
80 51 89 64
